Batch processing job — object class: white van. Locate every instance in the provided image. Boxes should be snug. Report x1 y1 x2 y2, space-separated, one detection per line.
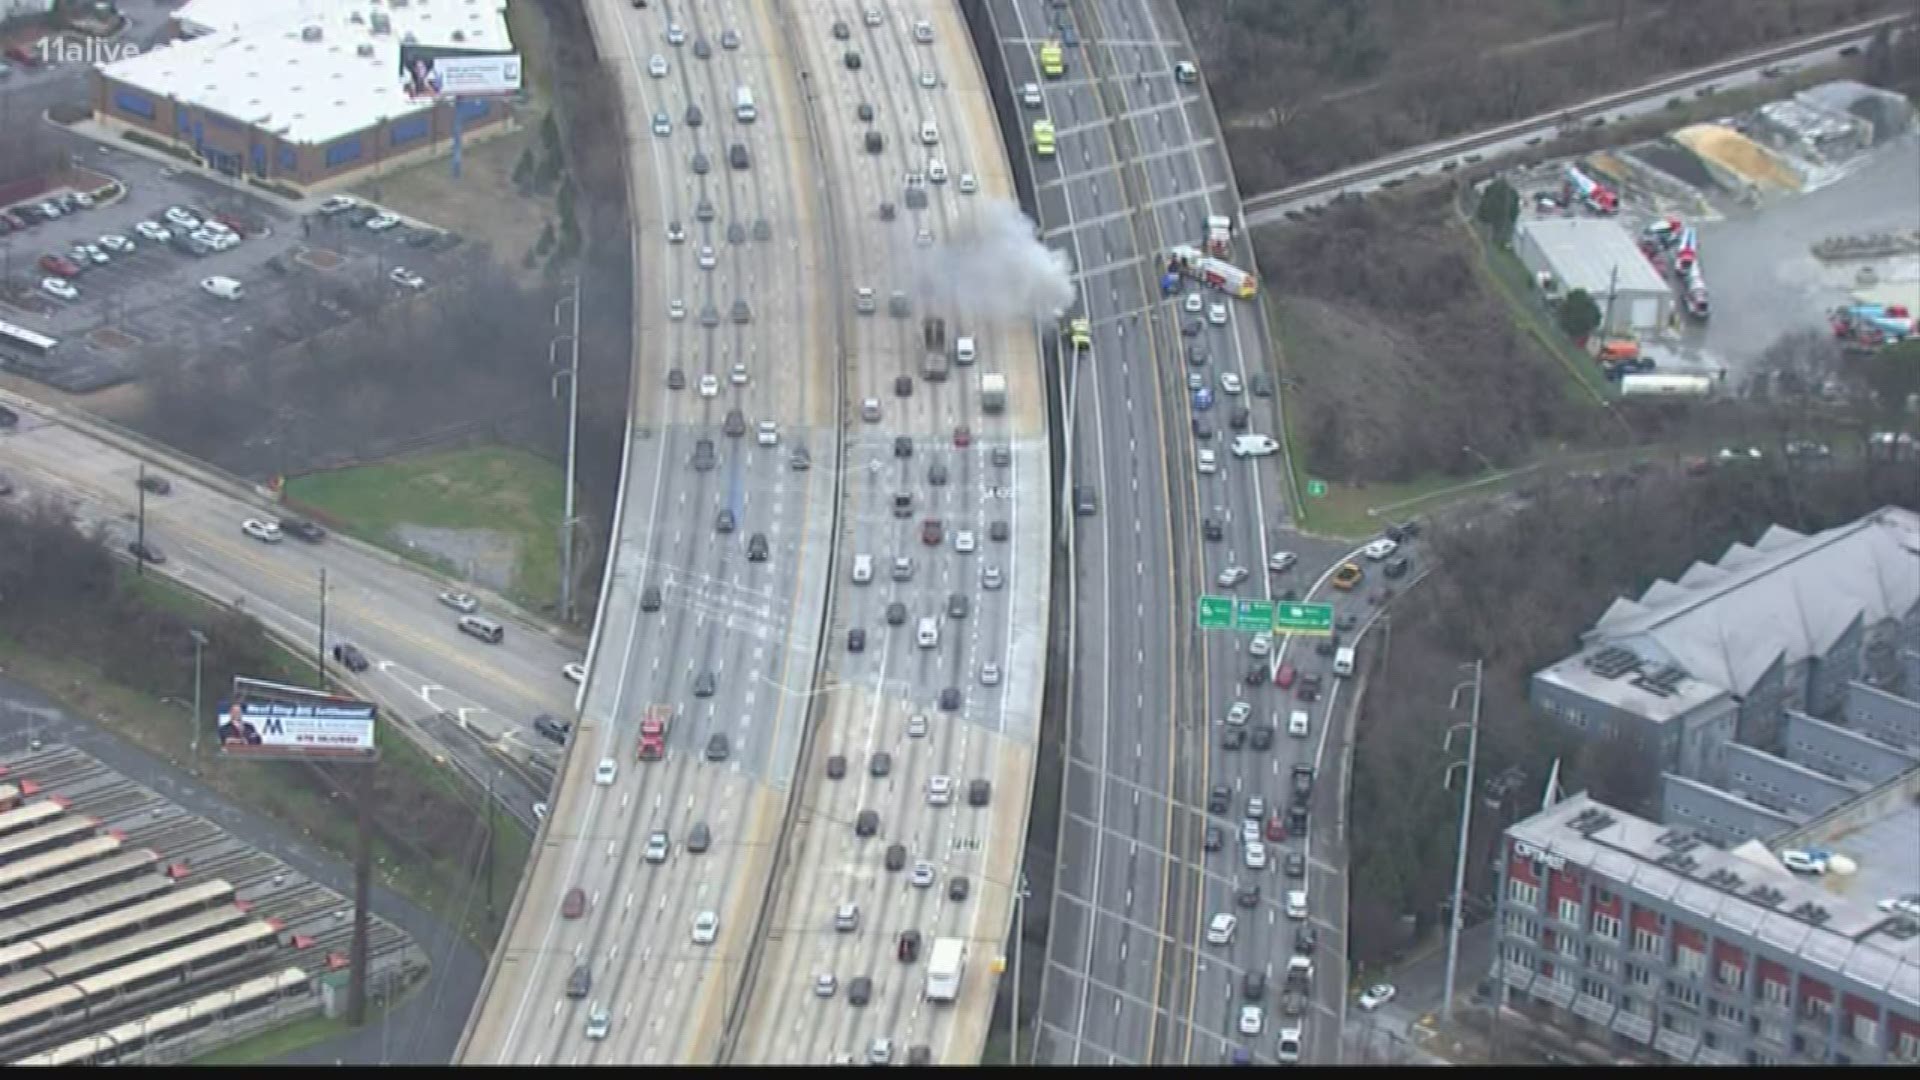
734 86 757 122
852 554 873 584
1288 710 1310 738
954 335 976 364
1333 645 1356 677
917 617 939 649
199 275 244 301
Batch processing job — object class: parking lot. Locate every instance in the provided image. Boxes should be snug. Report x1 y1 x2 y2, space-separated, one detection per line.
0 141 466 392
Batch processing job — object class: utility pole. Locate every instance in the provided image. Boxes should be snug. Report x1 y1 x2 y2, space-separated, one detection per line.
483 769 497 918
1011 872 1031 1064
348 762 374 1025
1442 659 1484 1023
552 278 581 623
135 464 148 577
315 568 328 687
189 629 207 769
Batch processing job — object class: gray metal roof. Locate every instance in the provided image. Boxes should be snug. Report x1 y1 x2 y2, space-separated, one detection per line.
1517 217 1670 298
1585 508 1920 700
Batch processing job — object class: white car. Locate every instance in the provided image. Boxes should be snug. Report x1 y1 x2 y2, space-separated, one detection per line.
645 831 670 863
364 213 401 231
134 221 171 242
191 229 236 252
1358 983 1397 1011
907 713 929 738
919 119 939 145
814 972 837 998
911 861 935 888
1364 537 1399 561
1206 912 1237 945
915 228 933 248
1277 1027 1302 1063
241 518 283 543
37 202 63 219
1241 819 1261 845
1249 633 1271 658
594 757 617 786
40 278 78 301
667 221 686 243
666 23 685 45
856 287 876 314
71 192 94 209
1285 889 1308 919
652 111 672 136
954 530 976 553
98 234 133 254
982 564 1003 589
1243 841 1267 870
1246 795 1266 819
1219 372 1243 395
563 662 586 683
926 774 954 806
533 801 548 821
698 244 716 270
1184 293 1203 314
869 1039 893 1066
1021 82 1042 107
1197 448 1217 475
919 69 939 89
980 661 1001 686
1878 896 1920 918
1781 849 1828 874
861 398 882 422
699 374 720 397
164 206 199 229
913 18 933 42
585 1003 611 1040
439 591 479 613
928 159 947 183
1216 565 1248 588
648 54 668 77
1231 434 1280 458
691 910 718 944
389 267 425 290
668 299 686 321
730 362 749 385
1238 1005 1263 1036
757 420 779 446
958 172 977 194
864 6 882 27
1268 551 1297 573
78 243 109 264
1208 302 1228 326
1289 710 1310 737
1226 701 1251 727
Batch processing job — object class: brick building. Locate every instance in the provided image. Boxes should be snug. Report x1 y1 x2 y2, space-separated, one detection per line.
1491 791 1920 1065
87 0 516 189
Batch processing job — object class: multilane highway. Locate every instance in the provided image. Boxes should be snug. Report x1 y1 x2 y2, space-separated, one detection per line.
457 0 837 1062
729 0 1044 1065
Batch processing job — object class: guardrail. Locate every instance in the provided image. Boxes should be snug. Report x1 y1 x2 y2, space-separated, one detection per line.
1241 14 1910 215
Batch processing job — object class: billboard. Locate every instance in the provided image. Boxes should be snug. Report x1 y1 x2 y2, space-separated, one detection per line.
216 677 378 761
398 43 522 101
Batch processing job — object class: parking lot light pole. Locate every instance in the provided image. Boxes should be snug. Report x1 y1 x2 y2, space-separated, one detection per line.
189 629 208 769
552 279 581 623
1441 659 1484 1023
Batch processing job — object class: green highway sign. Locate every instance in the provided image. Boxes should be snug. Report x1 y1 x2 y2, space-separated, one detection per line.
1197 596 1234 630
1235 600 1274 632
1274 601 1334 636
1306 479 1328 498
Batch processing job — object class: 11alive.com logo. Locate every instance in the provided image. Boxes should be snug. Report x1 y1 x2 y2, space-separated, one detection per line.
35 35 144 67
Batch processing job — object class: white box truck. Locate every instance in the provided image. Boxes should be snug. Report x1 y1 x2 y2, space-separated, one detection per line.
1333 645 1356 677
980 372 1006 413
925 937 965 1003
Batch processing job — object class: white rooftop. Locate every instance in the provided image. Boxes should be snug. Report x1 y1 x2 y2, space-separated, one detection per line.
102 0 512 146
1518 216 1671 298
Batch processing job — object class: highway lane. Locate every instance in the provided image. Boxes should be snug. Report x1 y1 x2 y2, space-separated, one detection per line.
0 393 574 819
1240 14 1908 224
980 0 1186 1066
730 1 1043 1066
457 0 836 1063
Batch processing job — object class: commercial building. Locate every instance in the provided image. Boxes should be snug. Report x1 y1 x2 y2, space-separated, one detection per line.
1516 217 1674 336
1491 789 1920 1065
1531 507 1920 788
88 0 516 188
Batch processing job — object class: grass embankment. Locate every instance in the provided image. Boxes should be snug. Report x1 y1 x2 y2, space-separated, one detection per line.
285 446 568 612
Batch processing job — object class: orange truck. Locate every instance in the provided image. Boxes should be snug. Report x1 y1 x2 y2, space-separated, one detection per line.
637 704 672 761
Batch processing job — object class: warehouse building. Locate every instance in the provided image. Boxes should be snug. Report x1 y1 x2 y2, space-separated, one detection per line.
1517 217 1675 337
1490 787 1920 1065
88 0 516 189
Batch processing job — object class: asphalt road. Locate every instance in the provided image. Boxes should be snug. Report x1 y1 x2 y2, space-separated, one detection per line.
727 0 1043 1067
456 0 838 1063
0 394 575 826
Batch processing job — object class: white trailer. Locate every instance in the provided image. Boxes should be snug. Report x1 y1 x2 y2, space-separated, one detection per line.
925 937 965 1003
1619 373 1713 397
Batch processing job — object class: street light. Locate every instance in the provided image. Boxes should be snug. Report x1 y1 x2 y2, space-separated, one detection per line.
551 280 582 623
1011 871 1032 1064
189 629 209 768
1440 659 1483 1023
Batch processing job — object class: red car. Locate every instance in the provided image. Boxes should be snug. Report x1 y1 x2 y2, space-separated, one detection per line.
921 518 944 545
1266 815 1287 842
1274 662 1296 689
39 254 80 278
562 886 587 919
953 425 971 448
4 45 40 68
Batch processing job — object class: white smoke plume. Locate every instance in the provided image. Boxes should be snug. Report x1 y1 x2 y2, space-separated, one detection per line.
907 200 1075 322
